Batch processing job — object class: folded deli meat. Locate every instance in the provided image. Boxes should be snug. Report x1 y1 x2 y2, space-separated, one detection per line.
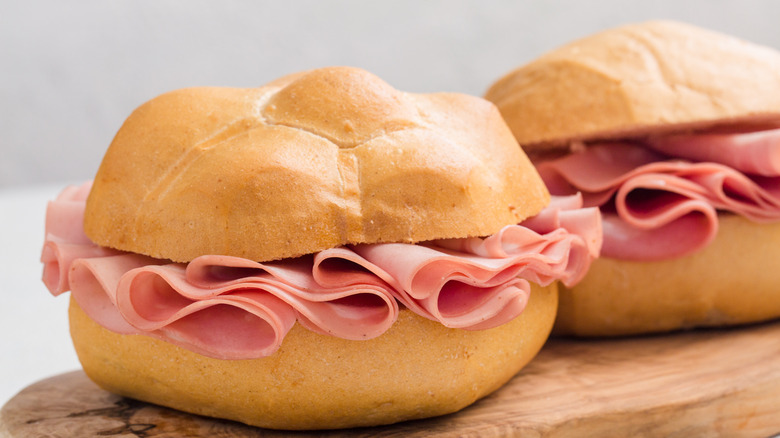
42 182 600 360
537 128 780 261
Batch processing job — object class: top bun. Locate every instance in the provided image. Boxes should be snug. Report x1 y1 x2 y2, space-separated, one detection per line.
85 67 548 263
485 20 780 150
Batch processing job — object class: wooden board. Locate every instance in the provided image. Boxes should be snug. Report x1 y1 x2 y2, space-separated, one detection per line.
3 320 780 437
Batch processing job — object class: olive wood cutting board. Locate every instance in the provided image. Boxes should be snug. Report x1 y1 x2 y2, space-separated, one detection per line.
3 320 780 437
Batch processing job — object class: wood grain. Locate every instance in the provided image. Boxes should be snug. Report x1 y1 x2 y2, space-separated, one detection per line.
3 320 780 437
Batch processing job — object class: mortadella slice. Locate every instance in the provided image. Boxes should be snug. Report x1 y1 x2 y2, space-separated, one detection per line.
41 182 601 359
350 195 601 329
646 128 780 176
537 137 780 260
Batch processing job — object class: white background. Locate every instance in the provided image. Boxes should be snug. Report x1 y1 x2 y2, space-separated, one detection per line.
2 0 780 407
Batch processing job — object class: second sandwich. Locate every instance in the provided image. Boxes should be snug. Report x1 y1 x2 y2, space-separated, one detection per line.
486 20 780 337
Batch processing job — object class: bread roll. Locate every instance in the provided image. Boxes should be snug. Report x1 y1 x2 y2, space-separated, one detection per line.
486 20 780 151
554 215 780 336
86 66 549 263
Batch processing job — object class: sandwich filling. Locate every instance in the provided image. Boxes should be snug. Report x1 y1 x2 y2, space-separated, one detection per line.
42 182 600 360
536 127 780 261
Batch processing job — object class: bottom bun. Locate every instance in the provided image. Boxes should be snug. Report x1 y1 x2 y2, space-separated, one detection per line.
69 282 557 430
554 214 780 337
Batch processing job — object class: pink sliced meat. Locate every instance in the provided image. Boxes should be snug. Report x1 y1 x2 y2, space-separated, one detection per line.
152 254 398 340
41 181 122 294
41 183 601 359
42 240 120 296
69 253 163 335
347 243 532 330
646 128 780 176
537 133 780 260
355 197 600 330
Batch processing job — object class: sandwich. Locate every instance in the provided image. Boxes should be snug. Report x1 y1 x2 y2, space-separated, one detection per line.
41 66 600 429
485 20 780 337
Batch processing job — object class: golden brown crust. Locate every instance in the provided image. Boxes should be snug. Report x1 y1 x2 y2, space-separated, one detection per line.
85 67 549 263
69 282 558 430
485 20 780 151
554 215 780 337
